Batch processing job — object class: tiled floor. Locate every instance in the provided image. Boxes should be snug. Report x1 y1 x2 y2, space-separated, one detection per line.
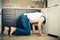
0 34 58 40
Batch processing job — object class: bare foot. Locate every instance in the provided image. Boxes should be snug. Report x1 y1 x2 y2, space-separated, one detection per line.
10 27 16 37
33 31 36 34
40 34 48 36
3 27 9 36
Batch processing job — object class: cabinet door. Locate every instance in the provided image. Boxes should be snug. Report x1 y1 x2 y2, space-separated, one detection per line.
48 0 58 7
15 9 27 19
2 9 16 27
47 6 58 35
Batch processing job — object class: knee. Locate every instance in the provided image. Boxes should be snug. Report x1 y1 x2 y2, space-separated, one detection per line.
26 30 31 35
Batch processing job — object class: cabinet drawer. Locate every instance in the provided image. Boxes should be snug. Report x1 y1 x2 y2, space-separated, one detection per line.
2 9 15 15
3 14 16 20
3 19 16 27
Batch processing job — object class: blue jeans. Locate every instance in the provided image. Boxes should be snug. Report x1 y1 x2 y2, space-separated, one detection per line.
13 28 31 36
13 13 31 36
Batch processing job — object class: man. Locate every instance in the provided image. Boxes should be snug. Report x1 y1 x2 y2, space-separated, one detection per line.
24 12 47 36
3 13 31 36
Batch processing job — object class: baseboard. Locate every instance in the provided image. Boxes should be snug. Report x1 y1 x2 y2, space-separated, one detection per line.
48 34 58 38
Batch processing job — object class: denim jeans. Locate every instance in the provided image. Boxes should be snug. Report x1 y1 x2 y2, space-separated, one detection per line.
13 13 31 36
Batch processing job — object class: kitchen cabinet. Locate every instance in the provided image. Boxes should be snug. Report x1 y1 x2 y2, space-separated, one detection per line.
47 6 58 36
2 8 41 33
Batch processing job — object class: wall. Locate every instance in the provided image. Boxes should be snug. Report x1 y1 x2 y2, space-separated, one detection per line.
2 0 44 8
